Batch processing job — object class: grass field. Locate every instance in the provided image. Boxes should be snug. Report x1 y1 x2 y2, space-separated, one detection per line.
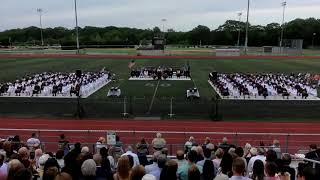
1 57 320 100
2 57 320 120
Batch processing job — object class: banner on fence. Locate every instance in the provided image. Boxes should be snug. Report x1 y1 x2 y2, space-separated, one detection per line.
107 131 116 145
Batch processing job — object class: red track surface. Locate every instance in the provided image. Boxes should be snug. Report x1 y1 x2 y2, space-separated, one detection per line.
0 118 320 153
0 53 320 60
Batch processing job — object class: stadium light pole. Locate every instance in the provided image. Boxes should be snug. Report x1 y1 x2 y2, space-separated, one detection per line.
74 0 80 53
161 19 167 36
244 0 250 55
280 1 287 48
237 12 242 47
37 8 44 46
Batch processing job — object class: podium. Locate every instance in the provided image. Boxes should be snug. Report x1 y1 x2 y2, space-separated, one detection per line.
107 87 121 97
187 88 200 98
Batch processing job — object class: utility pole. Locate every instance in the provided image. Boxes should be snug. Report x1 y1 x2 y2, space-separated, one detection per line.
244 0 250 55
74 0 80 53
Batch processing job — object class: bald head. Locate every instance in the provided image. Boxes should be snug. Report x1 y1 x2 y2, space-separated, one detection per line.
176 150 185 160
18 147 29 160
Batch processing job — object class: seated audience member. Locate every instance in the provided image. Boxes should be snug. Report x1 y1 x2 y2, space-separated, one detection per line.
93 153 112 180
185 137 197 153
13 168 32 180
99 147 115 172
81 159 96 180
37 154 50 178
160 160 178 180
196 148 213 167
58 134 70 156
215 153 233 179
195 146 204 162
266 149 277 163
188 165 201 180
176 150 187 168
202 137 214 150
271 140 281 159
18 147 30 168
142 174 157 180
43 158 60 180
152 133 166 151
55 150 65 169
229 157 251 180
95 137 106 153
213 148 224 170
218 137 230 153
247 148 265 174
136 138 149 166
81 146 90 154
280 153 295 180
7 159 24 180
177 150 203 180
121 146 140 167
145 151 161 173
305 144 318 160
202 157 216 180
113 136 124 159
114 155 131 180
264 162 279 180
34 148 43 168
0 153 8 179
130 165 146 180
235 147 247 169
54 172 73 180
301 166 317 180
26 133 41 150
146 154 166 180
250 159 264 180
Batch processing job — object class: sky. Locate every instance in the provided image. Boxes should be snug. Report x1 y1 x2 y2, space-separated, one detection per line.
1 0 320 32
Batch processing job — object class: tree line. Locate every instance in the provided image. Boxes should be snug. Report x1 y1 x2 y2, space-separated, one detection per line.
0 18 319 48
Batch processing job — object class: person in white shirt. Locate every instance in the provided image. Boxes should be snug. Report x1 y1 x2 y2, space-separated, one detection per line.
145 151 161 174
26 133 40 150
147 154 167 180
247 148 266 175
121 146 140 167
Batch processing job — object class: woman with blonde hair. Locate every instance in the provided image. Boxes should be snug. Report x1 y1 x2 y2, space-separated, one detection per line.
114 155 131 180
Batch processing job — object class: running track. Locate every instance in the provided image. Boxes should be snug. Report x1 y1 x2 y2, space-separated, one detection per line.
0 118 320 154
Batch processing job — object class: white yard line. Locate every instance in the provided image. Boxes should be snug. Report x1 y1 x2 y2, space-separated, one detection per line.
148 80 160 113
